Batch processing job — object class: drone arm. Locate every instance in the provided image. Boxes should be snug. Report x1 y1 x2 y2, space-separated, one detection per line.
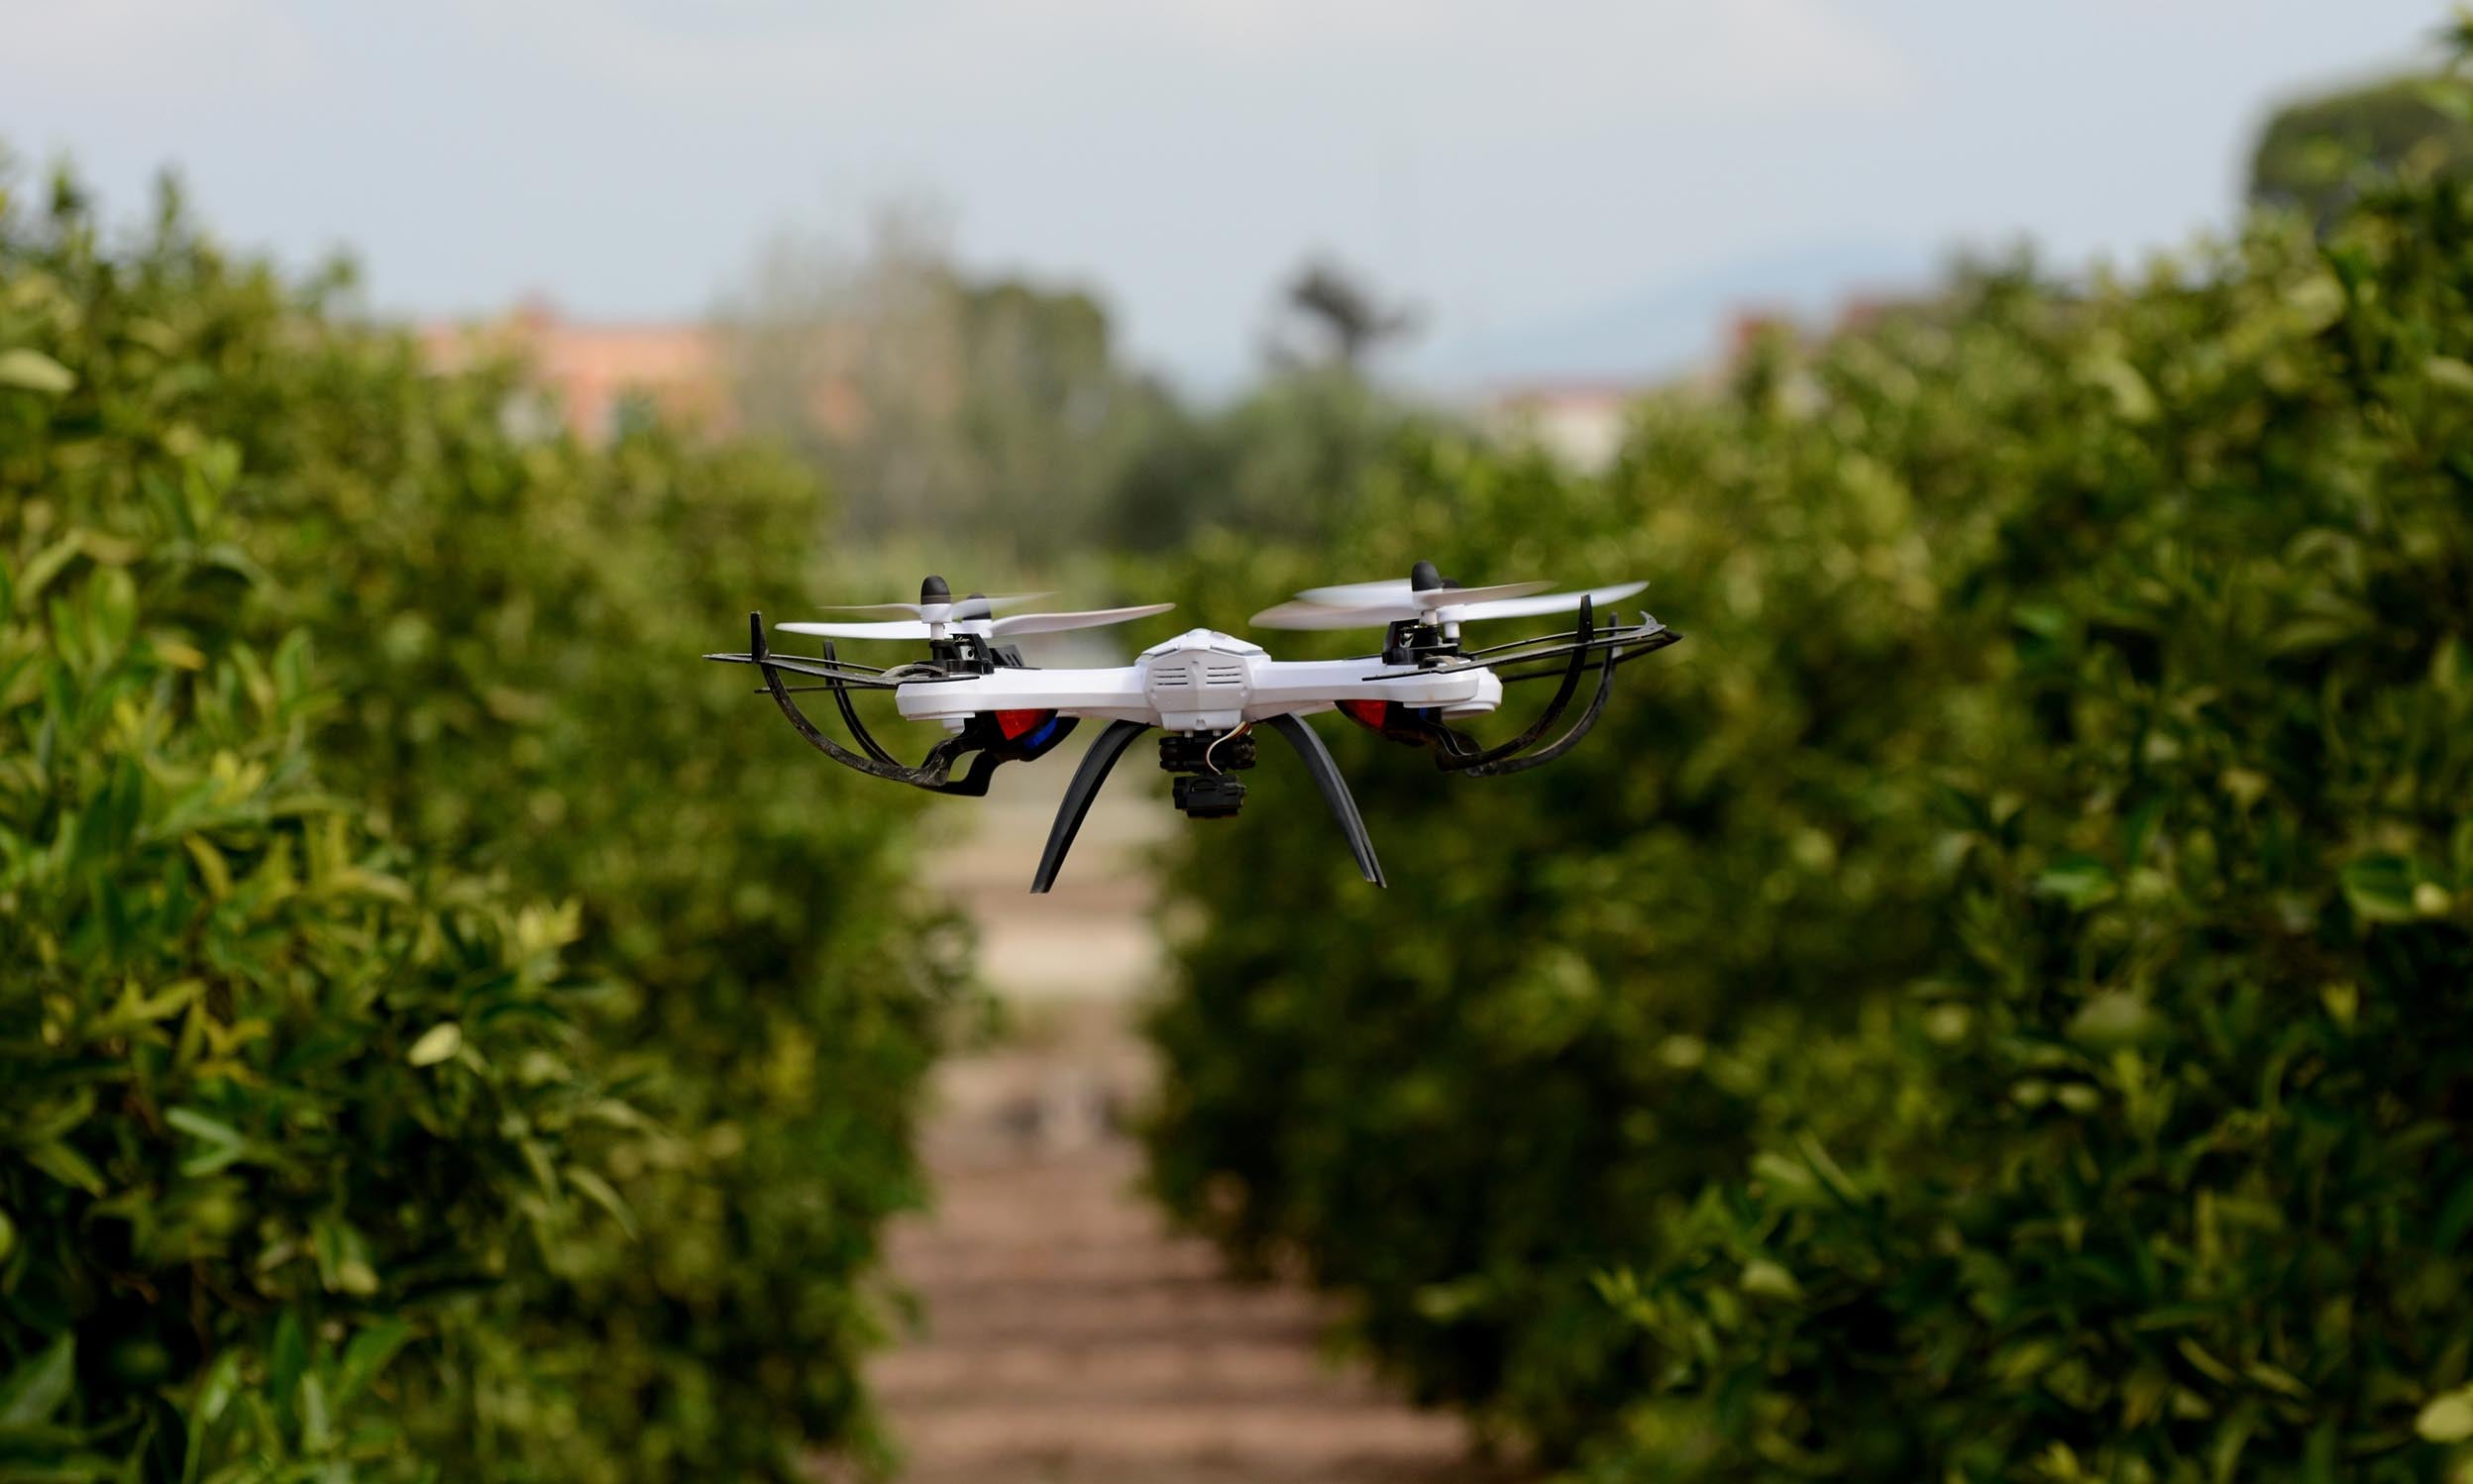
927 747 1009 798
1031 719 1150 894
1263 713 1386 888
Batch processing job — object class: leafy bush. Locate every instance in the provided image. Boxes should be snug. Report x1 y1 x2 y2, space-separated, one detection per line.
1143 163 2473 1477
2 165 958 1478
1 378 631 1478
2251 74 2473 234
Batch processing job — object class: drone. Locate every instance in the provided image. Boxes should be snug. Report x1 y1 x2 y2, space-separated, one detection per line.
705 562 1680 892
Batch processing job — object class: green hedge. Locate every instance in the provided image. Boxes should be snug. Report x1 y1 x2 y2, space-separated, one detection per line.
1142 169 2473 1477
2 167 958 1478
1 445 629 1479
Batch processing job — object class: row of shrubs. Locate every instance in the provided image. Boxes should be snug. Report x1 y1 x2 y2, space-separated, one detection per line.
1140 147 2473 1475
1 168 958 1478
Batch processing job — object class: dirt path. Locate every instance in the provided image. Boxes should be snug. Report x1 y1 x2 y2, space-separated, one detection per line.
879 764 1515 1482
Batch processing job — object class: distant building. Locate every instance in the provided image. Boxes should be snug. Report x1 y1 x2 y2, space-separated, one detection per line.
418 301 729 443
1481 380 1645 473
1480 287 1937 470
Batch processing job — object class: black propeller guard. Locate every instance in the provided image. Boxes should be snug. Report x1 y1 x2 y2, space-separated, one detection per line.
742 612 1072 796
1340 596 1679 777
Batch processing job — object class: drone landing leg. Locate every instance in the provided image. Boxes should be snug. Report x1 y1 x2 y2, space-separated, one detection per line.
1264 713 1386 888
1031 719 1150 894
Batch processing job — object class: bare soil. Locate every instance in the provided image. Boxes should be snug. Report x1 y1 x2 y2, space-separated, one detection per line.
869 766 1523 1482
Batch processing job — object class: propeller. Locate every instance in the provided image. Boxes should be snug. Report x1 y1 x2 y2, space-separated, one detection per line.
1434 581 1647 621
777 606 1176 642
806 575 1053 626
819 594 1051 621
1252 560 1641 630
986 603 1177 637
778 573 1174 642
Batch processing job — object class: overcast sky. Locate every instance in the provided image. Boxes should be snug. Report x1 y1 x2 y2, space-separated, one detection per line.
1 1 2448 389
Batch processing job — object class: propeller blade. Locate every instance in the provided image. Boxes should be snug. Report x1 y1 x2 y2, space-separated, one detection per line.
778 601 1173 642
1295 577 1420 604
1249 599 1407 630
1292 578 1554 609
990 602 1176 637
777 619 947 640
1248 581 1557 630
816 592 1051 621
1413 580 1557 611
1454 581 1647 621
814 602 937 619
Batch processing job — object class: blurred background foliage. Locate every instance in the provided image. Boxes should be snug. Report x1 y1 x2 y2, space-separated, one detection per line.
721 206 1183 564
2 166 961 1479
7 19 2473 1484
719 215 1418 566
1141 71 2473 1484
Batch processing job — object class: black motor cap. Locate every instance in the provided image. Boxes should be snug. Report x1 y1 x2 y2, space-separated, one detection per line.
920 575 951 604
1410 559 1443 593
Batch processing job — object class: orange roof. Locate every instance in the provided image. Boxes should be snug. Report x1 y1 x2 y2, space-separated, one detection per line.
420 303 730 442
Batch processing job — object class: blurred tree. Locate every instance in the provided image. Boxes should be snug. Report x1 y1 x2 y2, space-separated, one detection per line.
1266 254 1421 371
1104 367 1407 552
1147 100 2473 1479
2250 67 2473 231
1106 256 1429 553
1 157 957 1482
720 207 1177 563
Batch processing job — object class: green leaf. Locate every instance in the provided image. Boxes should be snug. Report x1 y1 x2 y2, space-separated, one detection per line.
0 347 76 395
297 1371 331 1450
2339 855 2419 923
563 1165 638 1237
12 534 83 613
1740 1258 1802 1301
2427 355 2473 395
2034 855 2117 910
406 1021 462 1067
165 1107 246 1147
269 1314 307 1406
2286 272 2347 332
334 1320 413 1407
2419 1386 2473 1443
2068 993 2160 1051
311 1215 379 1296
166 1107 252 1176
22 1140 107 1197
183 1351 245 1484
0 1333 76 1427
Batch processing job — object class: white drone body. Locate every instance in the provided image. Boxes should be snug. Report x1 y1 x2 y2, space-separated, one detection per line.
708 564 1680 892
894 629 1503 732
